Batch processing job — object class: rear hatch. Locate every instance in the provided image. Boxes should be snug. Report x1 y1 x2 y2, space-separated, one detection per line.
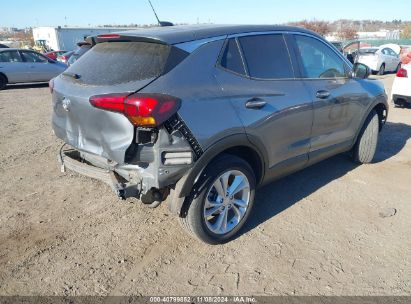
52 39 187 164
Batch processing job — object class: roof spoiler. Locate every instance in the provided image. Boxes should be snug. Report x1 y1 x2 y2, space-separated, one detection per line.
93 33 169 45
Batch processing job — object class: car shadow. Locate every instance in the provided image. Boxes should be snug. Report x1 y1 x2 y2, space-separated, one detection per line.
238 121 411 238
5 83 49 90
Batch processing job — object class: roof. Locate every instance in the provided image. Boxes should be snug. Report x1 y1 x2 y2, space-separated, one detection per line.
0 48 35 51
111 24 321 45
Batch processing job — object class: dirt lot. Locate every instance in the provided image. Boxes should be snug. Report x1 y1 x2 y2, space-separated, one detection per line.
0 75 410 296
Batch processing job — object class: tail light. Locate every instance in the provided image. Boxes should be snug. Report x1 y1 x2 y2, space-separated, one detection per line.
49 78 54 93
89 93 181 127
396 68 408 78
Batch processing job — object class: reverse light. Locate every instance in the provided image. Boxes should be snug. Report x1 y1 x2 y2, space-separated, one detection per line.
89 93 181 127
396 68 408 78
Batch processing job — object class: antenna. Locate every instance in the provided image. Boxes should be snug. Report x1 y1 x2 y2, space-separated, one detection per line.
148 0 161 26
147 0 174 27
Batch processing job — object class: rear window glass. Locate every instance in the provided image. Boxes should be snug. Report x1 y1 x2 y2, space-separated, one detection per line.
238 34 294 79
65 42 171 85
219 39 246 75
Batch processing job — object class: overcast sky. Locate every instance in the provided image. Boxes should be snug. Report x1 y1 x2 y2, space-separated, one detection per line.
2 0 411 28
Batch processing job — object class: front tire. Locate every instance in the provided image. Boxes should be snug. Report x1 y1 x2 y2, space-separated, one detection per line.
179 154 256 244
352 110 379 164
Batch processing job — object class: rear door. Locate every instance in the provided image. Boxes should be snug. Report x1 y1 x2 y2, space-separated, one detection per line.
380 48 394 71
290 34 370 162
215 34 313 173
387 48 400 71
0 50 26 83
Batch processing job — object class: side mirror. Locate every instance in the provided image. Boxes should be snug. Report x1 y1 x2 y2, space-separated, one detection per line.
352 63 370 79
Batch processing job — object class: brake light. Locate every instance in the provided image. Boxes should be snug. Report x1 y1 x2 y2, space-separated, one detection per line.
97 34 120 39
396 68 408 78
89 93 181 127
49 78 54 93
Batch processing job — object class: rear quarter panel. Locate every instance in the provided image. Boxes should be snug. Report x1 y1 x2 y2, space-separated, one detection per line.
140 39 246 150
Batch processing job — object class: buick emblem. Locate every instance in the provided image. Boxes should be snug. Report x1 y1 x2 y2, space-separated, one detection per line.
62 97 71 112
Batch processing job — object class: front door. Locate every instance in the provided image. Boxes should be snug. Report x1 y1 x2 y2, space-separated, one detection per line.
291 34 369 161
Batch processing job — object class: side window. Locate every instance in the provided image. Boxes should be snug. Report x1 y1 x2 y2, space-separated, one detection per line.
219 39 246 76
21 51 48 63
238 34 294 79
0 51 22 63
294 35 347 79
388 49 397 56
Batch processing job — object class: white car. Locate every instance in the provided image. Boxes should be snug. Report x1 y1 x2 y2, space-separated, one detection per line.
357 45 401 75
392 63 411 107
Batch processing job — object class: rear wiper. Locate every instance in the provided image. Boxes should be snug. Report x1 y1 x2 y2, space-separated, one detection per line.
63 72 81 80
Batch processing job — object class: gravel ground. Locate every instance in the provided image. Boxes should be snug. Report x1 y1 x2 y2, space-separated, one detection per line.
0 75 410 296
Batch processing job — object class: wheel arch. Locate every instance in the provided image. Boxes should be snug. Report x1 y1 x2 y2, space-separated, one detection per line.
0 72 8 83
168 133 267 216
353 95 388 146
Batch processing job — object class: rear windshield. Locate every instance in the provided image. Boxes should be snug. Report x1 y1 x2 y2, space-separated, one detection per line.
65 42 171 86
359 48 378 54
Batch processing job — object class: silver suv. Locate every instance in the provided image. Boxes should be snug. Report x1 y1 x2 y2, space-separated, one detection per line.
51 25 388 244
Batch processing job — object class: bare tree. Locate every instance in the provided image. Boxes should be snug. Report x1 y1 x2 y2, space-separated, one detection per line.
290 20 331 36
337 27 359 40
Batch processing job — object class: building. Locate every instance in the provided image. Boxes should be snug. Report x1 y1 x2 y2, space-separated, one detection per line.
357 30 400 40
32 26 138 51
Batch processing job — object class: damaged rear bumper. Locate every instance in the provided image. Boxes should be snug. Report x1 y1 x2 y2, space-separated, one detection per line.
58 147 140 199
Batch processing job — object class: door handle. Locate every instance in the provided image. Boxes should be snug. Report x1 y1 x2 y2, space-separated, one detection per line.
316 90 330 99
245 97 267 109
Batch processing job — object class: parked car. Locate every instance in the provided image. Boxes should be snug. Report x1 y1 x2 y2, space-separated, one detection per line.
44 50 67 61
67 43 92 66
0 48 66 90
330 41 343 52
392 63 411 107
357 46 401 75
57 51 74 64
51 25 388 244
0 44 10 48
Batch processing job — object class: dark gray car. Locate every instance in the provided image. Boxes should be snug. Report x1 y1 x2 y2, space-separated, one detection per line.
0 48 66 90
51 25 388 244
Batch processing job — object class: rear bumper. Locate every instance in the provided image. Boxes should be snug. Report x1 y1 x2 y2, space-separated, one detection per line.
58 136 194 197
58 147 140 199
393 94 411 105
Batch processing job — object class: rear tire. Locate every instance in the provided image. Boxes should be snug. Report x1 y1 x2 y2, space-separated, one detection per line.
0 74 7 90
352 110 379 164
179 154 256 244
378 64 385 75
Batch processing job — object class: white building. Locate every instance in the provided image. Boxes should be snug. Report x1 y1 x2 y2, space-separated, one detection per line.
326 29 401 42
32 26 137 51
